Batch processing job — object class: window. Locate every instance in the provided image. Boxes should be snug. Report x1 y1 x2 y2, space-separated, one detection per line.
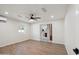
18 24 25 33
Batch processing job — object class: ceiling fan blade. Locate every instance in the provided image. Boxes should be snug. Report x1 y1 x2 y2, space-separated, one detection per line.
34 17 41 19
25 16 30 19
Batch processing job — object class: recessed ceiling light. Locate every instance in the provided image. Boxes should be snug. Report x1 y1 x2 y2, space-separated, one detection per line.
51 16 54 18
4 11 8 14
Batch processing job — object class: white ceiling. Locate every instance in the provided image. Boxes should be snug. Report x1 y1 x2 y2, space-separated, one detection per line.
0 4 68 23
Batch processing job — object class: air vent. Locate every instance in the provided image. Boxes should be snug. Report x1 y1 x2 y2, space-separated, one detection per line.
41 8 47 12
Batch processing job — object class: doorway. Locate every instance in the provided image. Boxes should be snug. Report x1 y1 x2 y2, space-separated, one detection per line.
40 24 52 42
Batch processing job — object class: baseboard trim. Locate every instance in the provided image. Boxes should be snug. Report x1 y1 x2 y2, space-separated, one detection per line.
0 39 30 47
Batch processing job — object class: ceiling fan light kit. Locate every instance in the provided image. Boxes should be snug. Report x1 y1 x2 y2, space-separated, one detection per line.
28 19 36 23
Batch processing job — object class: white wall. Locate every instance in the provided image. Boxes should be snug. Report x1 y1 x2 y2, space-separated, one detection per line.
76 5 79 51
0 19 31 47
31 19 64 44
53 19 64 44
64 5 76 55
31 20 52 41
31 24 40 41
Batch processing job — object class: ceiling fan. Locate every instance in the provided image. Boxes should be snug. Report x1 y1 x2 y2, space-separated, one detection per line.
26 13 41 23
27 8 47 23
18 13 41 23
30 14 40 19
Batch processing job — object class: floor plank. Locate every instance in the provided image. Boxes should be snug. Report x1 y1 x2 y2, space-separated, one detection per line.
0 40 67 55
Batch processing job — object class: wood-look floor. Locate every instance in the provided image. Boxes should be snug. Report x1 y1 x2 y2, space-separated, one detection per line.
0 40 67 55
